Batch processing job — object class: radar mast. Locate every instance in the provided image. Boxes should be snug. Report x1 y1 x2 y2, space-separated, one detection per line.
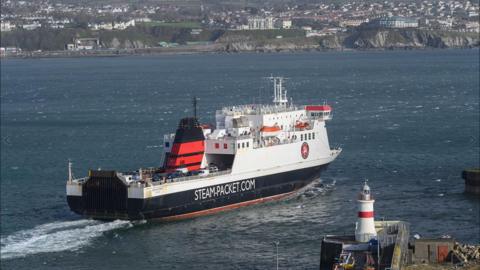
270 76 288 107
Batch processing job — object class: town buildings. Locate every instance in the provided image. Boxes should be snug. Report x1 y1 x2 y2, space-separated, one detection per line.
0 0 478 35
371 16 419 28
247 16 274 30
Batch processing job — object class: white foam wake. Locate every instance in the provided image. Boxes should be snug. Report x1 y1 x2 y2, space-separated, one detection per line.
0 219 132 260
298 178 337 199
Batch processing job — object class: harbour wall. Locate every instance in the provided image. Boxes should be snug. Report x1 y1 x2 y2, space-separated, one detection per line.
462 169 480 195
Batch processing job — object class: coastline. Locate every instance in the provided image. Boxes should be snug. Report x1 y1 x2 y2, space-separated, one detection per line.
2 28 478 59
1 44 478 60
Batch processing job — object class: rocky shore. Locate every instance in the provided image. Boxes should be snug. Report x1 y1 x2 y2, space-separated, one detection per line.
219 29 479 52
454 243 480 265
407 242 480 270
1 28 478 59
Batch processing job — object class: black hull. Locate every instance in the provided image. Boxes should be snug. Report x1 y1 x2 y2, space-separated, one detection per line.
67 164 329 221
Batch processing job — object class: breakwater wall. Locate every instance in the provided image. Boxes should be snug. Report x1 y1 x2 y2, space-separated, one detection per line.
389 222 410 270
462 169 480 195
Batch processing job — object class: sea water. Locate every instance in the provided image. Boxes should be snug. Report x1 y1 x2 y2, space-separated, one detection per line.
1 50 479 269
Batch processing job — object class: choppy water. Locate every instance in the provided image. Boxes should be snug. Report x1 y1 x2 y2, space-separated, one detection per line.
1 50 479 269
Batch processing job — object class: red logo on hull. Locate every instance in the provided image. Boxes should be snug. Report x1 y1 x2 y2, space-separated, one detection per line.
301 142 309 159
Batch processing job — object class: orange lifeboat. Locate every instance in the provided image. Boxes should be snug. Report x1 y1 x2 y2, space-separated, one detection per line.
260 125 281 132
294 121 309 130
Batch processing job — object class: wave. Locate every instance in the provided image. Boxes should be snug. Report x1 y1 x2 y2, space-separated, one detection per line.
296 178 337 199
0 219 133 260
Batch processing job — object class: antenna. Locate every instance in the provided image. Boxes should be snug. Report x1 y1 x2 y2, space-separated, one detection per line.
68 159 73 182
193 96 197 119
274 241 280 270
268 76 288 106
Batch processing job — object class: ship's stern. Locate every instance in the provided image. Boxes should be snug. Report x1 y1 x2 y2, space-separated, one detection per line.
66 170 145 220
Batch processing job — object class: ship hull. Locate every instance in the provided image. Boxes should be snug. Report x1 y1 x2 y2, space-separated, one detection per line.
67 164 328 221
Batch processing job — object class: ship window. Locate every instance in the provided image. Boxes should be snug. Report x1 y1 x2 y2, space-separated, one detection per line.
312 133 315 139
165 142 170 148
308 133 311 140
238 143 240 149
301 134 303 141
246 142 249 147
215 143 219 149
242 142 245 148
224 143 228 149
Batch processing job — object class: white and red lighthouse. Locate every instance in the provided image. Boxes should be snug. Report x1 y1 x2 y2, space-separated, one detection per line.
354 181 377 242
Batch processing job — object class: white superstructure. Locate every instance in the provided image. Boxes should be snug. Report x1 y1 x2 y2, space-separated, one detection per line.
162 77 338 175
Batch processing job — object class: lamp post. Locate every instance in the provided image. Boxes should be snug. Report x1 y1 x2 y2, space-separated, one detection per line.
274 241 280 270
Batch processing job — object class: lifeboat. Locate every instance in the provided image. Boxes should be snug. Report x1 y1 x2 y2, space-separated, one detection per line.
260 125 281 136
294 121 309 130
260 125 281 132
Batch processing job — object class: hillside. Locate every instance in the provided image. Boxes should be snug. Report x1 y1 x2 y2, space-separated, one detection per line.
1 27 478 56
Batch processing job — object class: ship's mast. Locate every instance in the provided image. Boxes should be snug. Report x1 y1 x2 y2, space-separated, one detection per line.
193 96 198 119
270 76 288 107
68 160 73 182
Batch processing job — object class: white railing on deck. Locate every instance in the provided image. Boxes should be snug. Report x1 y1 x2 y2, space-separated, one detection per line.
70 177 88 184
220 104 300 116
151 169 232 186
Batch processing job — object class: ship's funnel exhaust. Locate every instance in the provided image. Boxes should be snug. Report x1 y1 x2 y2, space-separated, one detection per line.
165 117 205 172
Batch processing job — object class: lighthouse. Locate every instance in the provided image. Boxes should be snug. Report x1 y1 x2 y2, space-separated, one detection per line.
355 181 377 242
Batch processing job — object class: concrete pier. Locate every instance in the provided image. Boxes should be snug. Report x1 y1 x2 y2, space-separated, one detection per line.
462 169 480 195
319 221 410 270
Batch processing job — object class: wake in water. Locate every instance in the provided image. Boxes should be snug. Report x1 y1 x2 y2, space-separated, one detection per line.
297 178 337 199
282 178 337 203
0 219 133 260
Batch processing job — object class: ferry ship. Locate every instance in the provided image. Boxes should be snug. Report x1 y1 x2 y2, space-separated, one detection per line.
66 77 342 220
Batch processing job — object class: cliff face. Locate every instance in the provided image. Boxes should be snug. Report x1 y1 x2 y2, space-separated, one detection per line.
216 29 478 52
106 38 148 49
217 33 320 52
344 29 479 49
1 27 478 54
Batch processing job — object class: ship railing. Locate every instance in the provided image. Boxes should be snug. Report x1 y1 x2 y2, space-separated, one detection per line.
70 177 88 184
151 169 232 186
220 104 299 116
253 136 300 149
163 133 175 141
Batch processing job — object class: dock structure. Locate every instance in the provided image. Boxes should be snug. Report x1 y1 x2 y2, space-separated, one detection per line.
462 169 480 195
319 181 411 270
409 238 455 264
320 221 410 270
